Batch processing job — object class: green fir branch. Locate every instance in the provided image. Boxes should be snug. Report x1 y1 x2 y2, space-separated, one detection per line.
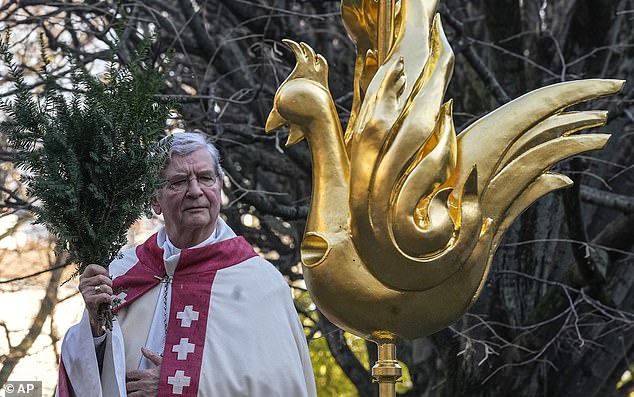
0 31 171 275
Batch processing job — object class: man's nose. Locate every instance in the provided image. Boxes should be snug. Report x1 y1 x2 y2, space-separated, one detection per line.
185 178 204 197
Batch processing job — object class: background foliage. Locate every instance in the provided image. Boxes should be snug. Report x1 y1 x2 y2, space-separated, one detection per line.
0 1 633 396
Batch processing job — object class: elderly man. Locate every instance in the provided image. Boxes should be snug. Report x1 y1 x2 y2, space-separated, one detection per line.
57 132 316 396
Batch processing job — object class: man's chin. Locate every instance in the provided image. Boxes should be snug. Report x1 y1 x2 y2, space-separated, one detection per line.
178 216 215 232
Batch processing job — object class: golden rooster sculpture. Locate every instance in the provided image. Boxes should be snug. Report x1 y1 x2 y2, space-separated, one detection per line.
266 0 622 356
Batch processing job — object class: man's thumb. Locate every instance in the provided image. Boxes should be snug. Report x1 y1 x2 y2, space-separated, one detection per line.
141 346 163 366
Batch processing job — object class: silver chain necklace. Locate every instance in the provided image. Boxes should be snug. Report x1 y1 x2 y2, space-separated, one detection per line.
155 274 173 348
162 275 172 346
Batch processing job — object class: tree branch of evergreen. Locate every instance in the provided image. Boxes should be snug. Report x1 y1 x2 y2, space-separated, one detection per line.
0 30 172 328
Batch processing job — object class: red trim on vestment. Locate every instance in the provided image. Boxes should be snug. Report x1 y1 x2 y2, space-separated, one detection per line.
158 267 216 396
110 233 257 396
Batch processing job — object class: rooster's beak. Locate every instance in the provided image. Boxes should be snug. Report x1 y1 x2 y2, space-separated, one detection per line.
265 108 286 132
266 107 305 146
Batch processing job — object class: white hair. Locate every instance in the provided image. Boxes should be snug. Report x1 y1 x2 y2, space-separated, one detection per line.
161 132 224 177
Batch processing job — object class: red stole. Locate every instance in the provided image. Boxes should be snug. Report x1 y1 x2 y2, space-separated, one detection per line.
112 234 257 396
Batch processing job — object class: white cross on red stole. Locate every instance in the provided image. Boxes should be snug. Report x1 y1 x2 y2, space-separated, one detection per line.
172 338 196 360
167 370 191 395
176 305 199 328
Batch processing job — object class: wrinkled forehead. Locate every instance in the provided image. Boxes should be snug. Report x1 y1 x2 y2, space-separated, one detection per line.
163 148 217 176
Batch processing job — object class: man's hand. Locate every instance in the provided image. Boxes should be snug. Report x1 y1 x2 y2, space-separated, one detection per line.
79 264 113 336
127 347 163 397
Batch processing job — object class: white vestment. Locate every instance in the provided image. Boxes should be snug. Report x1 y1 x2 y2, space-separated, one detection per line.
57 219 316 397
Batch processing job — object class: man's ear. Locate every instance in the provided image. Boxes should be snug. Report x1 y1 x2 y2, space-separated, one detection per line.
151 198 162 215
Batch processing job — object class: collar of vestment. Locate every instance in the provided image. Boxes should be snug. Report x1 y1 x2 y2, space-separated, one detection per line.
112 232 257 396
112 233 256 313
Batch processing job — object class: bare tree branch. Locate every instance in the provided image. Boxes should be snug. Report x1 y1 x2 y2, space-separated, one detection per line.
581 186 634 213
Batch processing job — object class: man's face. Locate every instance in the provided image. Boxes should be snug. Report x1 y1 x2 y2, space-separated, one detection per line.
152 148 222 247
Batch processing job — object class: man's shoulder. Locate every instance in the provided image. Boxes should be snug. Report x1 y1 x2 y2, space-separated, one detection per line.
214 256 294 310
232 254 279 274
223 255 289 287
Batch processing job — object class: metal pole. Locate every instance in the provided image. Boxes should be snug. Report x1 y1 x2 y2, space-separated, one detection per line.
377 0 396 64
372 342 402 397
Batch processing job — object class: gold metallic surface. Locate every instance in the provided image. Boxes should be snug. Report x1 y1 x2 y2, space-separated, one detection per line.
371 343 402 396
377 0 395 64
266 0 624 344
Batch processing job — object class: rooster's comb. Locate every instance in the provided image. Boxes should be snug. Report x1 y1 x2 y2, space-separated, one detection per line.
283 39 330 90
